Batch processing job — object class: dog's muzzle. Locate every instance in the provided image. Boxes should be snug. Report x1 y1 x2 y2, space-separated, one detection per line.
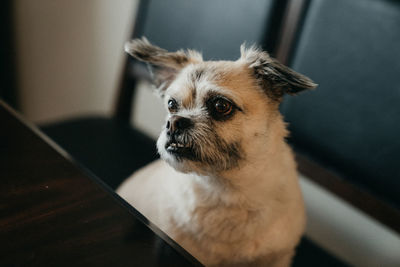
165 116 195 158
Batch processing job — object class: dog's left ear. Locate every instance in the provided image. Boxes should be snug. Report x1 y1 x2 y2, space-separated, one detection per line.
125 37 203 96
240 45 317 100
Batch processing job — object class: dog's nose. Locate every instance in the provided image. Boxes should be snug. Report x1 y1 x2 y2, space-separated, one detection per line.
166 116 193 136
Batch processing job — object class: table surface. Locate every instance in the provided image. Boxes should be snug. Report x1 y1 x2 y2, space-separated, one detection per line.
0 101 202 266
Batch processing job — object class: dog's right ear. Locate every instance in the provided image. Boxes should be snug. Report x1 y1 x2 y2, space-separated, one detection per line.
124 38 202 96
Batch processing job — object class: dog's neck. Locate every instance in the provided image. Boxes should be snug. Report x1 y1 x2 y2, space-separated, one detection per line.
188 117 296 210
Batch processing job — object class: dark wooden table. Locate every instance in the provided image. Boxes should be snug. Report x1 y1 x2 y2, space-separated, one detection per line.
0 101 202 266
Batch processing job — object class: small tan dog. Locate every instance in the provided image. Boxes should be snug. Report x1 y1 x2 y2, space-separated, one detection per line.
117 38 316 266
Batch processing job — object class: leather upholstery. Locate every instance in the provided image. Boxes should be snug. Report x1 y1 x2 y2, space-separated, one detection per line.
138 0 277 60
282 0 400 208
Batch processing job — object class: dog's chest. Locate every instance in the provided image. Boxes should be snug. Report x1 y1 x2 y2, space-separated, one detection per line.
181 203 256 240
164 186 269 264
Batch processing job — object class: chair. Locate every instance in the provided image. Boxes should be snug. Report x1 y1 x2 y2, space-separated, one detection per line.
41 0 354 265
279 0 400 265
41 0 287 189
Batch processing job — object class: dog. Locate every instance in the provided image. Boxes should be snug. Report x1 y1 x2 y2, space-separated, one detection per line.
117 38 316 266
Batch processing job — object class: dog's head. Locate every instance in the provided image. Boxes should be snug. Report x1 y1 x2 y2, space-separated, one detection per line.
125 38 316 175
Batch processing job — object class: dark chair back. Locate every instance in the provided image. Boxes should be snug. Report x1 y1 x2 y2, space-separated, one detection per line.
280 0 400 231
137 0 282 60
115 0 286 120
41 0 288 191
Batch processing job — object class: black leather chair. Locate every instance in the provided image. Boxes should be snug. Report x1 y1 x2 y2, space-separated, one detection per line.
280 0 400 265
41 0 286 189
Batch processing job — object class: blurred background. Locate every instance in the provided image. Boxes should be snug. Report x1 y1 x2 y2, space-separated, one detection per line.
1 0 400 266
9 0 142 127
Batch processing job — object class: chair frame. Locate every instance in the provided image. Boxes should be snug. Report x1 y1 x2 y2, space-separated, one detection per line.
114 0 151 122
114 0 290 123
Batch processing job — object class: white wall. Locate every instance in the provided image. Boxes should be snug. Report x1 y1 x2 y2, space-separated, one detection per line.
14 0 138 123
132 81 166 139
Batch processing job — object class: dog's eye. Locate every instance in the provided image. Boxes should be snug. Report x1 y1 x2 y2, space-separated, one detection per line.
168 99 178 112
206 95 238 120
214 98 233 115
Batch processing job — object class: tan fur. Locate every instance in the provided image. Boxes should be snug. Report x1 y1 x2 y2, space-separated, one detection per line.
118 38 316 266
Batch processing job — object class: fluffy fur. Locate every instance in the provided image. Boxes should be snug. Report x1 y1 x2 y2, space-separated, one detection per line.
117 38 316 266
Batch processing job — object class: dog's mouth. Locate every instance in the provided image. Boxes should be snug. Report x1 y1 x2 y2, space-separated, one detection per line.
165 139 195 159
